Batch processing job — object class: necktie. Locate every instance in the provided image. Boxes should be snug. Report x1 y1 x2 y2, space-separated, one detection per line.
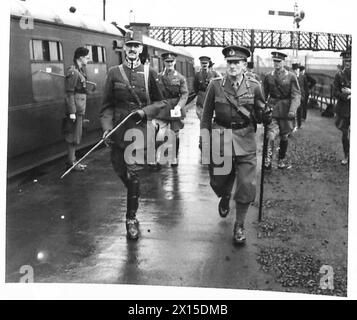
232 82 238 93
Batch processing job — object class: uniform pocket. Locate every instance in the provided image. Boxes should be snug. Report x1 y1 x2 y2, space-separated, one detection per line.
114 82 127 89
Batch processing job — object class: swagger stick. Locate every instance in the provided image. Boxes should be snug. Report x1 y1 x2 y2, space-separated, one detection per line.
37 70 97 87
60 112 135 179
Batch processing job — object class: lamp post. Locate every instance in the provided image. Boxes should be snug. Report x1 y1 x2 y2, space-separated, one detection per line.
103 0 106 21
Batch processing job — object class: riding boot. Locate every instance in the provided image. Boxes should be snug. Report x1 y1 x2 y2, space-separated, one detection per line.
341 132 349 165
171 137 179 167
126 177 140 240
278 139 288 169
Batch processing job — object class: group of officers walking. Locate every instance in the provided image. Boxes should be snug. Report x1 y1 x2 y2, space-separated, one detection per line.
63 30 351 245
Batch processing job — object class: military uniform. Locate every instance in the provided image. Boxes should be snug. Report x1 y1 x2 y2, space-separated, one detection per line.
154 53 189 165
245 62 261 83
194 56 220 121
202 73 265 202
201 45 267 245
263 52 301 169
334 48 351 164
101 32 165 239
299 66 316 120
64 65 88 145
297 71 307 127
63 47 91 170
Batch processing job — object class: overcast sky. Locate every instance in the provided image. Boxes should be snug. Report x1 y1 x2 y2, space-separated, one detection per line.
23 0 354 65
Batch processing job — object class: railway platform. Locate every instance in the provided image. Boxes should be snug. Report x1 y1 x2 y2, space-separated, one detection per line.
5 103 348 296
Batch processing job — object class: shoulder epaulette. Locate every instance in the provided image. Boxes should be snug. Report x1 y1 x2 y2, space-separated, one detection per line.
246 76 259 84
66 65 78 77
211 76 223 81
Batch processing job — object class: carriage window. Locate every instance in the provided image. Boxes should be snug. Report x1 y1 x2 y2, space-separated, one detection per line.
186 61 194 77
29 39 64 102
30 40 63 61
85 45 106 63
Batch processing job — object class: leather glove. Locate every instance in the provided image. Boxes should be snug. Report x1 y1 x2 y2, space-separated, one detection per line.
132 110 146 123
102 129 113 147
69 113 76 122
170 105 182 118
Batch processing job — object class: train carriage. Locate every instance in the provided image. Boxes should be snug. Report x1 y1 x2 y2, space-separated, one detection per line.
8 0 195 177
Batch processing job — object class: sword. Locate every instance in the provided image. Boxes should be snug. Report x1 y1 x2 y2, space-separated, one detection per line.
60 112 135 179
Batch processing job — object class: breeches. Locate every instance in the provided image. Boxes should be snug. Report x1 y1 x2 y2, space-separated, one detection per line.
209 153 257 204
110 145 144 187
111 145 144 218
266 118 293 140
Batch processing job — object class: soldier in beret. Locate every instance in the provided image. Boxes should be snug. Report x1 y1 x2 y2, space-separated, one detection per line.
263 51 301 170
101 31 166 240
201 45 270 245
334 48 352 165
63 47 91 171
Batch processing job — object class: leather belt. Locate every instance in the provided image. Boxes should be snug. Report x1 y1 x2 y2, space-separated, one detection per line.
214 118 250 129
270 95 289 100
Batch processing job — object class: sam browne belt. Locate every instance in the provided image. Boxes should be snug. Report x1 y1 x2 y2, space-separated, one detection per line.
214 118 250 130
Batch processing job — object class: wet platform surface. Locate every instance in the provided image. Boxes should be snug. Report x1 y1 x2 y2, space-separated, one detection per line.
5 104 278 291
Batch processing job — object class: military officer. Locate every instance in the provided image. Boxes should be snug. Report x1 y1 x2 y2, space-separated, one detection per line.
245 61 261 82
299 65 316 121
194 56 221 122
63 47 91 171
201 45 270 245
101 31 166 240
291 62 303 130
154 51 189 167
334 48 351 165
263 51 301 170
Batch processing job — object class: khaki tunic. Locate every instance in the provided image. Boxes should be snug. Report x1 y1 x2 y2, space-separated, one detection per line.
201 75 265 203
63 65 88 144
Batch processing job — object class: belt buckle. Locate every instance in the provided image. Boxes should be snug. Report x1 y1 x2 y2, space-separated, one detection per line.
231 121 237 129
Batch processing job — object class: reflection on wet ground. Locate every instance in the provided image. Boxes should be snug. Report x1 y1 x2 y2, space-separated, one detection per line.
6 105 274 290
